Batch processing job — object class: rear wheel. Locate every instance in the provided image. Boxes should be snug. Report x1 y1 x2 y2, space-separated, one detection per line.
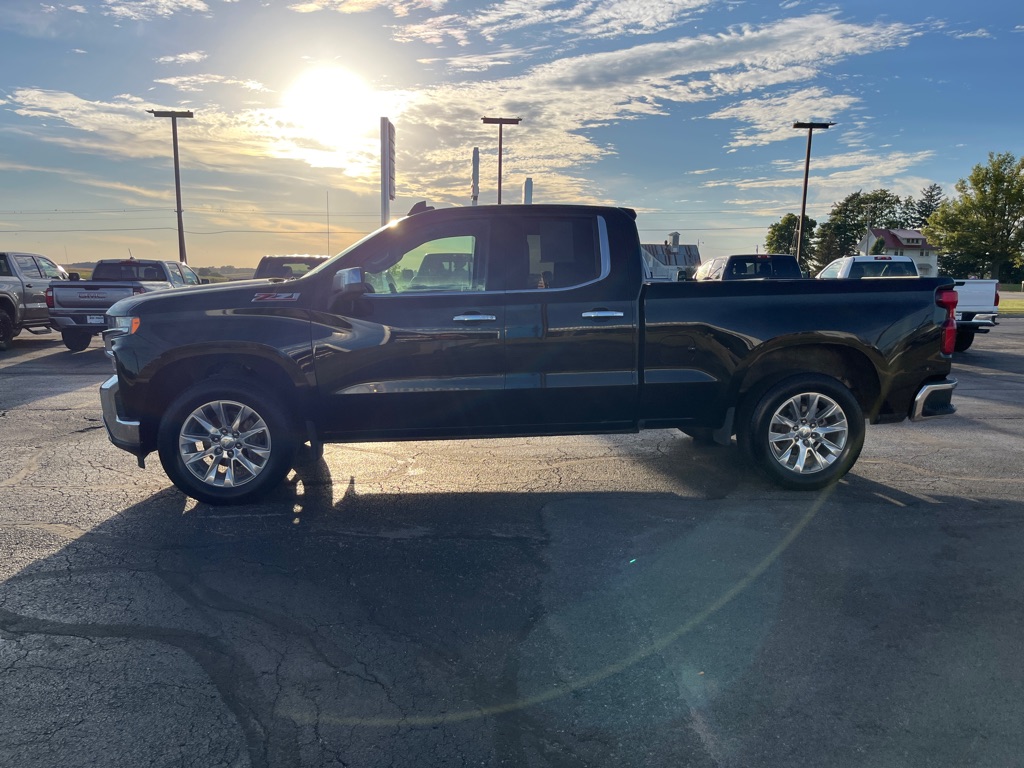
0 312 13 351
738 374 864 490
157 378 298 505
62 329 92 352
954 331 975 352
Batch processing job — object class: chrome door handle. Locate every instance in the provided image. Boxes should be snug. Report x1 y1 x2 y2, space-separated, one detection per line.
453 314 497 322
582 310 624 319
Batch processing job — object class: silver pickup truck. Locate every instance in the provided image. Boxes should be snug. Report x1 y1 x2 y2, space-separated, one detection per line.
0 251 70 351
47 258 204 351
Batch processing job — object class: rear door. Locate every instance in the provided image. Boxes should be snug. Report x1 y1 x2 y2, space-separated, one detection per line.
498 212 639 431
313 214 507 438
11 254 48 323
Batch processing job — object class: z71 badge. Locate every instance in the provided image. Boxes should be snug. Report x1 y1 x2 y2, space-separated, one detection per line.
252 292 300 302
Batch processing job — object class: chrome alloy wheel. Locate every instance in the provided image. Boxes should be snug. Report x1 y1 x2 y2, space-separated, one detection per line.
177 399 272 488
766 391 849 475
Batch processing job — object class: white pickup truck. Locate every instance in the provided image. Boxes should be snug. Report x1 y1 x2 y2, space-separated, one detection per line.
816 255 999 351
46 258 204 351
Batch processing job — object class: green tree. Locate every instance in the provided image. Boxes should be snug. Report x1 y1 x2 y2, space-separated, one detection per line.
765 213 815 259
870 236 887 255
911 183 944 229
923 152 1024 280
810 189 907 273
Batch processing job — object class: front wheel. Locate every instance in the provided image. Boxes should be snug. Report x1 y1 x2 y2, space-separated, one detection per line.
0 312 14 351
62 329 93 352
157 379 298 505
738 374 865 490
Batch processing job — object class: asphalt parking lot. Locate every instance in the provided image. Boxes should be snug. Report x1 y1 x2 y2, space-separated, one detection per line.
1 321 1023 767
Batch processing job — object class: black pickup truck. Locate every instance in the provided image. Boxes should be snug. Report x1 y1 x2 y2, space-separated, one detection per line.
100 204 958 505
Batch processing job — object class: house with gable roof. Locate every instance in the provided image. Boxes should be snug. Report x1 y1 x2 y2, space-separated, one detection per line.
641 231 702 280
858 228 939 276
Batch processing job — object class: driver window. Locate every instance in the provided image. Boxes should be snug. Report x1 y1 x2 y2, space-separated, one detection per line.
365 234 483 294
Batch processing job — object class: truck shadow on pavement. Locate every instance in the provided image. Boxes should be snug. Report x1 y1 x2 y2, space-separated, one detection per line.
3 457 1022 768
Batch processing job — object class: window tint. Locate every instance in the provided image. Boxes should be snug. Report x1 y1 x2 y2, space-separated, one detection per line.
181 265 202 285
13 255 42 279
0 255 11 277
36 256 65 279
165 264 185 286
815 262 838 279
365 230 485 294
509 216 600 291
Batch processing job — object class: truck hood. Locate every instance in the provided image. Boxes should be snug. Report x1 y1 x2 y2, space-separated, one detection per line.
106 278 289 316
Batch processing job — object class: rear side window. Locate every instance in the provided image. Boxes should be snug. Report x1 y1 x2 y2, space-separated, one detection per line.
13 255 42 279
0 255 11 277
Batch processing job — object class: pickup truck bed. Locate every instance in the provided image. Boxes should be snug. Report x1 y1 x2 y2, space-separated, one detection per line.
100 204 958 505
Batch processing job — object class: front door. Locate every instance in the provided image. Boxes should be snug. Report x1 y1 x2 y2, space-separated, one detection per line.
313 217 507 439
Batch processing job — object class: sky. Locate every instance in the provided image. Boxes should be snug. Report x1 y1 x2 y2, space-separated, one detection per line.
0 0 1020 269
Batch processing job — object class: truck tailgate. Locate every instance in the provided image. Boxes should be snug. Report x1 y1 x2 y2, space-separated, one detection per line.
51 283 136 309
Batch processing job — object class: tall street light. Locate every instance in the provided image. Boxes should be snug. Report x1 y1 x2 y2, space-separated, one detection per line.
793 121 835 267
481 116 521 204
148 109 194 264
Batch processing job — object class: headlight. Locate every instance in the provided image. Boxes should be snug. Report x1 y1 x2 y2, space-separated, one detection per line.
108 315 141 334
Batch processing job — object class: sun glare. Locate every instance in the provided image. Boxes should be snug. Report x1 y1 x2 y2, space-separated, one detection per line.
280 66 381 171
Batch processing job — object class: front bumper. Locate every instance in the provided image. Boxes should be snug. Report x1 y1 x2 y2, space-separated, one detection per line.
100 375 146 464
910 377 957 421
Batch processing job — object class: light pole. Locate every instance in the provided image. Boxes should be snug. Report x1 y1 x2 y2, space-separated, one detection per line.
148 109 194 264
793 121 835 267
481 116 521 204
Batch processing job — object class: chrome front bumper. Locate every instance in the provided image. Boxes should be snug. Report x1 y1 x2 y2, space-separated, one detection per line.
100 375 144 458
910 377 957 421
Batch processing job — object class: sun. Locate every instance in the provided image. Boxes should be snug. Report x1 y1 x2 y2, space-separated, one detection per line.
279 66 381 169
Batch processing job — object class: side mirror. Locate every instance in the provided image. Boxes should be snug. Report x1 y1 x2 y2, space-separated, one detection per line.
200 279 210 284
69 272 81 281
332 266 367 293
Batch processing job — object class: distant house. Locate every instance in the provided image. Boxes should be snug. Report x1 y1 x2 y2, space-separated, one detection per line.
641 231 702 279
859 228 938 276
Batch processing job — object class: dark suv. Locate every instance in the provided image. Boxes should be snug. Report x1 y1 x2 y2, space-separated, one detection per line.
693 253 803 281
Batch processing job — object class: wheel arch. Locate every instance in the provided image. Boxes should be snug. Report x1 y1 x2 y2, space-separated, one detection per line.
136 348 310 450
734 343 882 427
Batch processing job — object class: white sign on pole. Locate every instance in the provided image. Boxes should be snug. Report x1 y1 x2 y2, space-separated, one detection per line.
380 117 395 226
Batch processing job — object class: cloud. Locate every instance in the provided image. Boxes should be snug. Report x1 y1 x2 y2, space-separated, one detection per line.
421 46 547 73
156 51 209 65
287 0 445 16
395 0 713 45
952 28 991 40
153 74 268 92
101 0 210 21
707 87 858 147
3 12 937 209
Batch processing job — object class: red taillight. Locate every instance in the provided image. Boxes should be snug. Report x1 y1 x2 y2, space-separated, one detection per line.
936 288 958 355
995 288 1000 307
45 287 54 309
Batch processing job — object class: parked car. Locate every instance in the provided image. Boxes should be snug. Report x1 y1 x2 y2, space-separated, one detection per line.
0 251 69 351
816 255 998 351
252 255 329 280
46 258 203 351
100 203 958 505
693 253 803 280
816 255 919 279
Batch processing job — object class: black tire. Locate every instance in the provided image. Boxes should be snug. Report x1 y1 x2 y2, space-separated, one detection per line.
0 311 13 352
738 374 865 490
954 331 975 352
157 378 298 505
62 329 93 352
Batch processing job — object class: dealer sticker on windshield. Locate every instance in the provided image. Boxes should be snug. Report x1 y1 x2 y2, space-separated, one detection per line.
252 292 300 302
